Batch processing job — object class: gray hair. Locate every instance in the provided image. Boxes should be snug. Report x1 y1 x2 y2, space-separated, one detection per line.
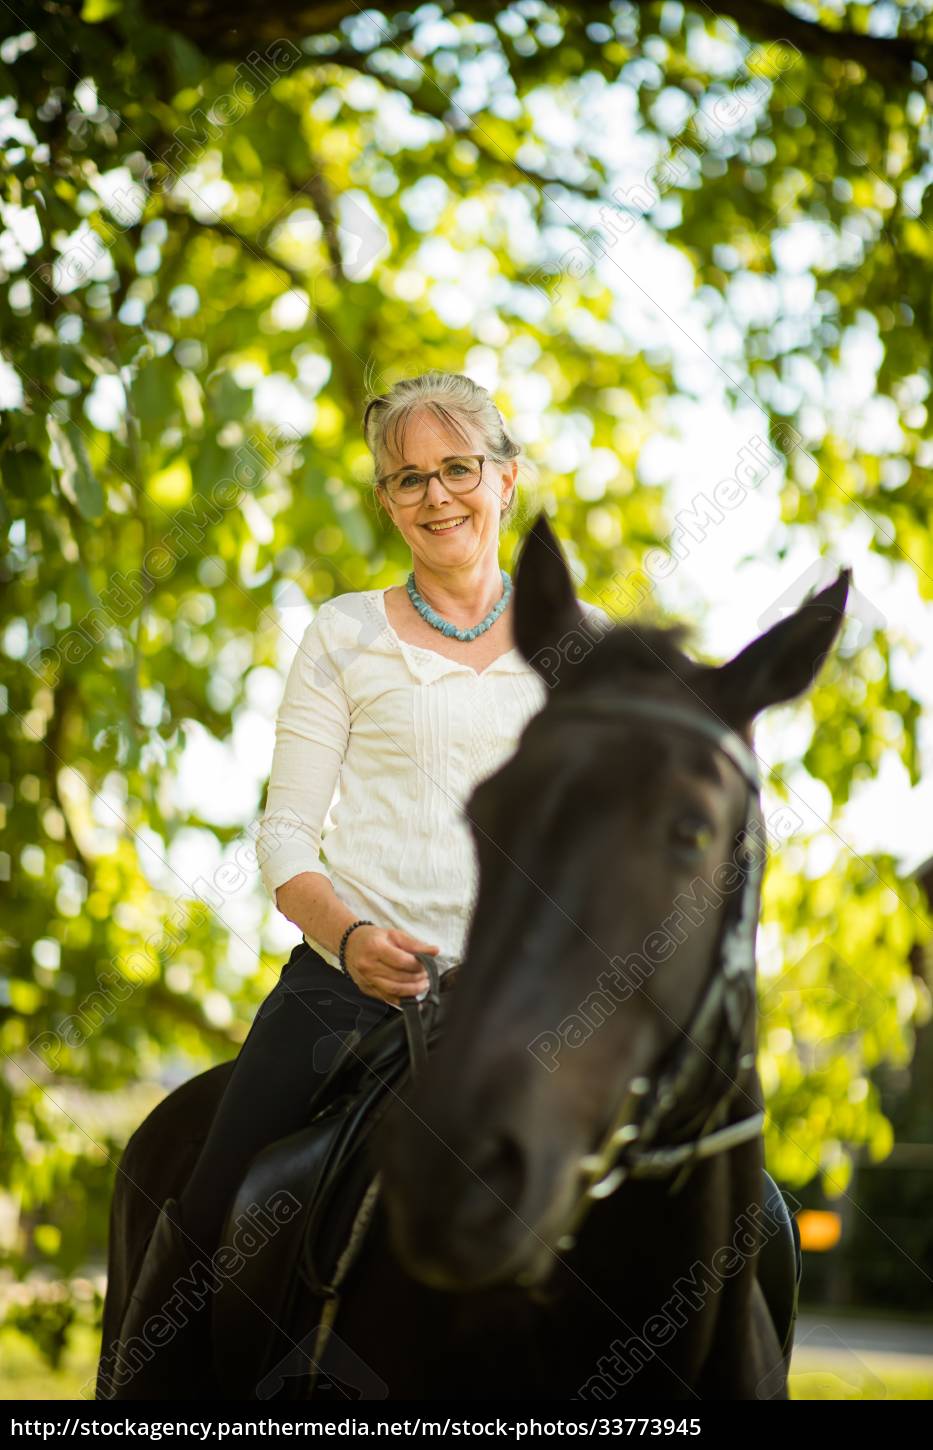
363 372 521 521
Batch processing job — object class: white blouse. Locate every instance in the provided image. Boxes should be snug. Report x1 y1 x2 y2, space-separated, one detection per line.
257 587 605 971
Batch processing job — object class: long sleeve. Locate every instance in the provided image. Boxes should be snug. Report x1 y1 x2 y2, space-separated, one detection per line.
257 605 350 902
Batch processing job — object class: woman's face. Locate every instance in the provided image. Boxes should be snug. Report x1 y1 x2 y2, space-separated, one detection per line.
376 409 516 573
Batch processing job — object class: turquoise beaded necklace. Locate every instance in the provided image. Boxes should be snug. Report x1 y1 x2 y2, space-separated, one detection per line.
405 568 512 642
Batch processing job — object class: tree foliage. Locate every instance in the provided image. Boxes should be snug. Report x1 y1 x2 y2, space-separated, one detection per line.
2 0 932 1314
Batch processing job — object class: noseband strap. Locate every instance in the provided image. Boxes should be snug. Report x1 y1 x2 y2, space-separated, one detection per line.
541 693 761 793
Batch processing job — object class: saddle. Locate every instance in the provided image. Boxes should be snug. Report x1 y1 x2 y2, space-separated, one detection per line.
211 954 453 1400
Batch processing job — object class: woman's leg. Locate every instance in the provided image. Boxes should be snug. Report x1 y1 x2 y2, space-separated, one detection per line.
178 944 393 1258
106 945 394 1398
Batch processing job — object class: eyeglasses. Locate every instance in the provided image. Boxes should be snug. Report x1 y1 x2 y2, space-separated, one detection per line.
376 454 486 507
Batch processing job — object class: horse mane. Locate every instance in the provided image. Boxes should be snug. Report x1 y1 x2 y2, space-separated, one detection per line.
564 616 698 690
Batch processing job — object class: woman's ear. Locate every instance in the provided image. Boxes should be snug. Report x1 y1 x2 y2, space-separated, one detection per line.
497 464 517 523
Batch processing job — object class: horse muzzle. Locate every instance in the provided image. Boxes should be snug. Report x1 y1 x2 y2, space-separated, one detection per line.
380 1115 572 1291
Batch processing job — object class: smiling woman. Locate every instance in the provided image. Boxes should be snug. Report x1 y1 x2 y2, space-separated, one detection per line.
103 370 608 1399
365 373 552 675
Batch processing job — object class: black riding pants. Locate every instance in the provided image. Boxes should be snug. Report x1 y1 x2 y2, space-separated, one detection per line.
178 942 394 1258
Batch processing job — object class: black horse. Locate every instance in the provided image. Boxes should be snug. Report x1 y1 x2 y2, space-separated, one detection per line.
99 514 847 1400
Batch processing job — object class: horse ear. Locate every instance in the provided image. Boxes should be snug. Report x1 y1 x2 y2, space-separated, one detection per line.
513 512 585 674
713 568 851 726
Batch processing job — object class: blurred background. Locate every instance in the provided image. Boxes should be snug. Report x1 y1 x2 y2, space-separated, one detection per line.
2 0 933 1401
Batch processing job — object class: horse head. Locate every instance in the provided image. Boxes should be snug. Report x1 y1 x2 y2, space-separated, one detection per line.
379 513 849 1292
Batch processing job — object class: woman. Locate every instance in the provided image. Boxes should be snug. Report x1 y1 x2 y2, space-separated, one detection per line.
110 371 605 1397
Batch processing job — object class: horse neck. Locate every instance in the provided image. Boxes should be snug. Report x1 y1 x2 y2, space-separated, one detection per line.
541 1130 763 1396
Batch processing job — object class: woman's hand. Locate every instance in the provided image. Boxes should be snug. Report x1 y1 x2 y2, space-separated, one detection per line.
343 925 439 1005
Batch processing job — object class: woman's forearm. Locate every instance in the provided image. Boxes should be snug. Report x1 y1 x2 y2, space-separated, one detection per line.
274 871 363 958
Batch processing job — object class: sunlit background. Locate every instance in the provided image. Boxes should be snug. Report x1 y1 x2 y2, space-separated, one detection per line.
2 0 933 1401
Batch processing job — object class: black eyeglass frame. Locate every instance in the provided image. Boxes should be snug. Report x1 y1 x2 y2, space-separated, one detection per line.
375 454 487 506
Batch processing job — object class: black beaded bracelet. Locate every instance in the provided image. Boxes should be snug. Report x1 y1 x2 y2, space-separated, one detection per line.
338 918 374 972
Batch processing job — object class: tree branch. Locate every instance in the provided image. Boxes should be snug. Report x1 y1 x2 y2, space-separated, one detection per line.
315 48 605 201
47 682 96 883
294 169 346 281
184 215 366 425
186 215 310 289
141 0 928 87
683 0 925 88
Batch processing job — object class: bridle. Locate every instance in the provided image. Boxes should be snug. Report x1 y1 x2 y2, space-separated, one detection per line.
522 692 767 1245
404 691 768 1252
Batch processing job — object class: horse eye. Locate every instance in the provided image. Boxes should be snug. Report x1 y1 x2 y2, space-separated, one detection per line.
670 817 713 853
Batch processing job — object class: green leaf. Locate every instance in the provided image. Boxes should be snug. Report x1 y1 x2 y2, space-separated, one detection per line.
2 448 46 499
81 0 122 18
130 358 178 426
210 372 252 423
65 423 105 520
